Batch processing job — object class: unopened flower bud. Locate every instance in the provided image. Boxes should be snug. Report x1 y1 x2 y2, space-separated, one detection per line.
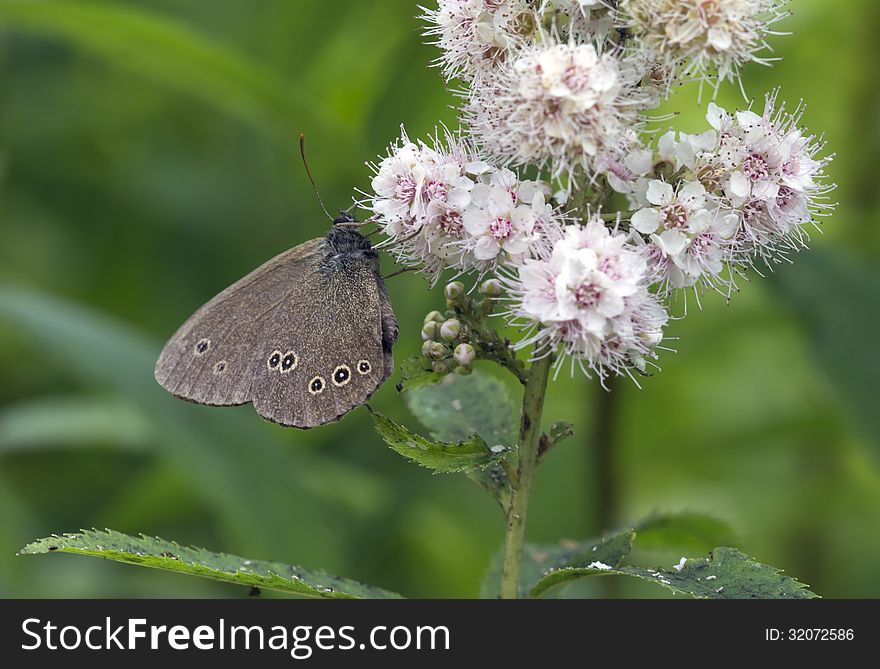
444 281 465 301
454 364 472 376
421 321 440 341
428 342 449 361
424 310 444 325
480 279 502 297
440 319 461 341
421 340 434 358
453 343 475 366
432 360 450 375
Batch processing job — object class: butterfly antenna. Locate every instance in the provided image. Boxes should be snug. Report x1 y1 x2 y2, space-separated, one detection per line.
299 133 333 221
383 266 415 280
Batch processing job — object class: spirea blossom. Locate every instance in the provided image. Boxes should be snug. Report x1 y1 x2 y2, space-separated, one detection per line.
614 91 834 297
464 41 651 182
631 180 739 293
504 216 668 381
366 129 562 282
621 0 789 91
702 93 834 258
421 0 613 83
365 2 835 385
421 0 538 83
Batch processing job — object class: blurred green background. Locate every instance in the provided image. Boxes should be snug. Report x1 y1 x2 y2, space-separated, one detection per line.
1 0 878 598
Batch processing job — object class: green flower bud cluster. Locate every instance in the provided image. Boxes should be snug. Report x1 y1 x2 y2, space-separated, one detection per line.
421 307 474 376
418 279 507 377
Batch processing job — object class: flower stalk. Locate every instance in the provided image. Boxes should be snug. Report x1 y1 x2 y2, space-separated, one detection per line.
499 350 553 599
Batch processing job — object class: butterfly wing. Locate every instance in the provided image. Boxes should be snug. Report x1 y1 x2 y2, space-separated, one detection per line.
251 256 395 428
155 238 324 407
155 236 397 429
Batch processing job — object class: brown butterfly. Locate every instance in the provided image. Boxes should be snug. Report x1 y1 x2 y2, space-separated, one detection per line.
154 210 398 428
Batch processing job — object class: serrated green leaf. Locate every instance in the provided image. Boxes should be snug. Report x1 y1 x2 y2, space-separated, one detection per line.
395 356 442 393
480 529 635 598
405 371 519 448
633 511 739 553
370 409 508 474
465 463 510 510
20 529 402 599
530 546 818 599
0 0 343 139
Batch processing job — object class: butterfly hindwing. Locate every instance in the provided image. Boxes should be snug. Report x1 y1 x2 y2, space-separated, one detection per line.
251 257 391 428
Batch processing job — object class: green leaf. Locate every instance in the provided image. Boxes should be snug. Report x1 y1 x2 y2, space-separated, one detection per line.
395 356 442 393
20 529 402 599
0 0 344 139
480 529 635 598
370 409 508 474
405 371 519 448
633 511 739 553
465 464 510 510
767 247 880 459
530 546 818 599
0 396 152 453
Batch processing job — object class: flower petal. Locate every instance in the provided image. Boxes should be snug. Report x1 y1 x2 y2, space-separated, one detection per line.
631 208 661 234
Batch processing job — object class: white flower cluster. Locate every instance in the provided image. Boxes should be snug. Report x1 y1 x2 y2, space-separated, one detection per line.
422 1 612 84
360 2 834 383
504 216 668 382
608 91 834 297
367 129 560 282
423 0 791 187
621 0 790 93
465 41 651 182
420 0 537 83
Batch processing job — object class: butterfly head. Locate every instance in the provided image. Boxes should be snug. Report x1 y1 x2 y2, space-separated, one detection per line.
332 210 357 226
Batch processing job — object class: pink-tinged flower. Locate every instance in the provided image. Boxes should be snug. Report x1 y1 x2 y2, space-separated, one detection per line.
630 179 740 293
464 41 651 183
714 92 835 258
422 0 614 83
366 128 563 282
637 93 835 273
621 0 790 92
421 0 539 83
460 169 553 265
503 216 668 382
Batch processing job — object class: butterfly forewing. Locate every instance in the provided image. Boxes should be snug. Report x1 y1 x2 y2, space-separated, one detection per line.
155 238 324 407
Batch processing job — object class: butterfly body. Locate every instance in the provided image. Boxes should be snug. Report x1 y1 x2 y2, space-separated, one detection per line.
155 222 398 428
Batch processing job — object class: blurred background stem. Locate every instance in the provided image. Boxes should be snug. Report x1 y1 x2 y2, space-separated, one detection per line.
593 377 618 536
592 377 619 598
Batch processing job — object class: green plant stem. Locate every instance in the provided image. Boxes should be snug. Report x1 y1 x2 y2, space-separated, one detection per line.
499 352 553 598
